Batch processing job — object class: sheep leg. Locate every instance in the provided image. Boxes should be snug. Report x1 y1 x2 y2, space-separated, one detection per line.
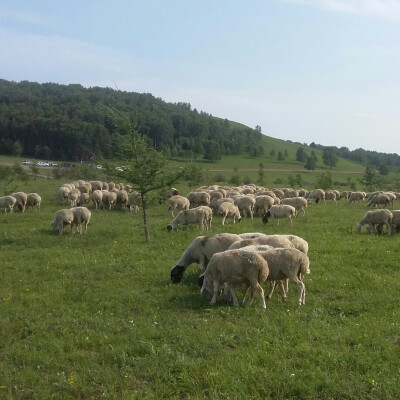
228 286 240 307
210 281 220 305
291 277 305 305
386 222 392 236
254 284 266 309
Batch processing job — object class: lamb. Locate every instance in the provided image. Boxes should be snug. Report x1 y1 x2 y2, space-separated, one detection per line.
127 191 141 212
11 192 28 212
50 209 74 235
91 190 103 210
356 209 393 235
262 204 296 226
167 207 209 232
209 197 234 213
199 249 270 309
186 191 211 207
218 202 242 225
170 233 243 283
281 197 307 217
253 195 275 216
168 195 190 216
26 193 42 210
0 195 17 214
234 195 256 219
116 190 129 209
196 205 213 231
70 207 91 234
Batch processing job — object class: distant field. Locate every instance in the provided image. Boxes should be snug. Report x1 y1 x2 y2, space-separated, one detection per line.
1 176 400 399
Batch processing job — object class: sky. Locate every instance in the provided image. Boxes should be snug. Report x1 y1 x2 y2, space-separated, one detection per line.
1 0 400 154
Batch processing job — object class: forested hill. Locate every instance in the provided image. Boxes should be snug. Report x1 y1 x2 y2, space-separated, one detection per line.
0 79 263 162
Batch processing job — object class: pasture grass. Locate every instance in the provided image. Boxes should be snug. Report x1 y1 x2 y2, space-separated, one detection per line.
1 180 400 399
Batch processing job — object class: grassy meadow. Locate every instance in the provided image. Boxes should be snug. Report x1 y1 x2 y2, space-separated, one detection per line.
2 174 400 399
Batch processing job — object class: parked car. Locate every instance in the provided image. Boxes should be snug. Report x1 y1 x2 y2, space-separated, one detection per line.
36 161 49 167
96 165 105 170
22 160 33 165
61 162 74 168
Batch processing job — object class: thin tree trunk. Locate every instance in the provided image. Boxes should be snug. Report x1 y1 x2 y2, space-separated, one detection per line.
141 194 150 242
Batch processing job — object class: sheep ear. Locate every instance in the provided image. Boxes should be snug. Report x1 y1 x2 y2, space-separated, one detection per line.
198 274 205 288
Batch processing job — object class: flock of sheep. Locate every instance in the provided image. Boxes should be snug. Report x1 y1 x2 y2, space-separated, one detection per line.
2 180 399 309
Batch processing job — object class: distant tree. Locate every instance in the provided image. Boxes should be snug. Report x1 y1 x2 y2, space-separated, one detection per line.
269 149 276 158
255 125 262 133
257 163 265 186
106 108 185 242
0 162 28 195
322 147 338 168
378 163 389 176
296 147 307 162
13 141 23 157
229 175 241 186
284 149 288 157
305 154 317 171
288 173 303 187
359 164 381 191
203 141 222 161
316 172 333 190
277 151 284 161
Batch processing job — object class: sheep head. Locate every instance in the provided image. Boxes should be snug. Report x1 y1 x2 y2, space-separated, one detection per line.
170 265 185 283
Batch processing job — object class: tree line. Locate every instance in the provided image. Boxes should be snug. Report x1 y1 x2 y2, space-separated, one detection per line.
0 79 263 162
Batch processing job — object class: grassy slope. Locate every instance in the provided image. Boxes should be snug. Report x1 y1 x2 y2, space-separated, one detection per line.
1 177 400 399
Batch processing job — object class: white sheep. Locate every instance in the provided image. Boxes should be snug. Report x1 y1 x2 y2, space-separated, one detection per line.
366 193 390 208
68 188 81 207
391 210 400 233
91 190 103 210
127 191 141 212
229 235 295 251
167 207 209 232
307 189 325 204
102 190 117 210
57 186 70 204
11 192 27 212
168 195 190 216
209 197 234 213
170 233 243 283
70 206 91 234
196 205 213 231
199 249 270 309
50 209 74 235
218 202 242 225
325 191 337 204
262 204 296 226
234 195 256 219
356 209 393 235
348 191 366 205
253 195 275 216
0 195 17 214
186 191 211 207
90 180 103 191
26 193 42 210
117 190 129 209
281 197 308 217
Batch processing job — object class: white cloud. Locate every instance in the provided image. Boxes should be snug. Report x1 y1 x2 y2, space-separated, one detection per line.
280 0 400 21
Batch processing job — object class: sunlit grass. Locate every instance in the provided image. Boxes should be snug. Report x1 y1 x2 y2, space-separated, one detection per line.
1 179 400 399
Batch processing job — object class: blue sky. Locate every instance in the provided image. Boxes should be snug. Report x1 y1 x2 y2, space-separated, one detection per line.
1 0 400 154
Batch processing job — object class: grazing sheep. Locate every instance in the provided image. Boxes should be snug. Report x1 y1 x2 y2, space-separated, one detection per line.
102 190 117 210
91 190 103 210
272 189 284 199
234 195 256 219
90 180 103 191
159 187 179 204
253 195 275 216
262 204 296 226
229 235 295 251
307 189 325 204
249 248 310 305
356 209 393 235
348 191 366 205
199 250 269 309
281 197 307 217
170 233 243 283
209 197 234 213
366 193 390 208
218 202 242 225
50 209 74 235
77 183 91 194
127 191 141 212
68 188 81 207
186 191 211 207
70 207 91 234
26 193 42 211
117 190 129 209
340 191 350 200
196 206 213 231
11 192 27 212
57 186 70 204
209 190 224 201
168 195 190 216
167 207 209 232
325 191 337 204
391 210 400 233
0 195 17 214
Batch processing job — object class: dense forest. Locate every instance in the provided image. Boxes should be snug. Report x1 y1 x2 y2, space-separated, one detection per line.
0 79 399 171
0 79 263 162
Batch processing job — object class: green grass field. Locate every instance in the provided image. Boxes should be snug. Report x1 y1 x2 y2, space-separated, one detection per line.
1 176 400 399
